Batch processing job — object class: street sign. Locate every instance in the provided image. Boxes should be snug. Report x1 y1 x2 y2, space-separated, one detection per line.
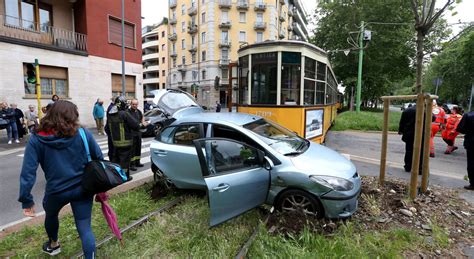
432 78 443 86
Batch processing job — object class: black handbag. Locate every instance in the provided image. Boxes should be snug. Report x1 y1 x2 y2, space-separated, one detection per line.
78 128 129 194
0 118 9 130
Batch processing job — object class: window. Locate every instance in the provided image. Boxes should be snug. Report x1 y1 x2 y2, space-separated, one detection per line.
239 12 246 23
239 55 249 105
202 12 206 23
317 61 326 81
316 82 325 104
172 43 176 52
281 52 301 105
173 59 177 67
162 70 165 76
173 124 201 145
182 56 186 64
162 83 166 88
162 44 165 50
162 31 165 38
304 57 317 105
162 57 166 64
239 31 246 42
256 32 263 42
251 52 277 104
23 64 68 98
221 68 229 79
181 21 186 32
191 35 196 45
202 70 207 80
5 0 48 30
111 73 136 98
202 0 205 4
257 13 263 22
201 32 206 42
181 39 185 49
109 16 136 48
173 73 177 81
193 70 198 80
221 31 229 43
181 4 186 15
221 49 229 60
221 11 229 22
192 53 196 63
202 51 206 61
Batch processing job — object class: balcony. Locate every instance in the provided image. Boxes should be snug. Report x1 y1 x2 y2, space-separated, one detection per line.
0 14 87 54
188 6 197 16
254 2 267 11
288 8 294 17
254 22 267 30
177 64 186 72
169 17 177 25
218 20 232 29
142 53 160 61
218 40 231 48
279 0 285 4
142 40 159 49
169 33 177 41
143 65 160 73
188 45 197 53
279 13 286 21
219 0 232 9
169 0 177 8
170 52 178 58
143 78 161 85
187 23 198 34
279 30 286 39
288 23 294 31
219 59 230 67
237 0 249 10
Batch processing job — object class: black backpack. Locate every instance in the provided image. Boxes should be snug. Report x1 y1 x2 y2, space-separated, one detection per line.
79 128 129 194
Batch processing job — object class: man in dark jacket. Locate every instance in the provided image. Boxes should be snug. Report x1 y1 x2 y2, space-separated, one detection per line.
0 102 19 144
107 96 141 178
127 99 147 171
104 96 116 159
456 111 474 190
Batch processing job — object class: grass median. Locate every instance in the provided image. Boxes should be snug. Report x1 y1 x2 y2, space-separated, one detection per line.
1 179 464 258
332 111 402 132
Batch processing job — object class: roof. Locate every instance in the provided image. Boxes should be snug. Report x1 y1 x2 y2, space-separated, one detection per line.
177 112 262 126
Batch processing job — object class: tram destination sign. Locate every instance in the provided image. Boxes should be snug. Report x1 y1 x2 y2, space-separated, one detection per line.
252 52 277 63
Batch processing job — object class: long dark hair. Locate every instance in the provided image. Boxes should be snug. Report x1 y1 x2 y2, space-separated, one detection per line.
37 100 80 137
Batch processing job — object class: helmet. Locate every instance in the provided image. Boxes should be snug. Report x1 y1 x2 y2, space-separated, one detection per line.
114 96 128 110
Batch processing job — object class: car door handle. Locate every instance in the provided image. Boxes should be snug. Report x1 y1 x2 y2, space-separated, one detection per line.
212 183 230 192
153 150 167 156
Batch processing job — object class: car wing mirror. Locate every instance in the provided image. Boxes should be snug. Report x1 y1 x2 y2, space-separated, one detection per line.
263 156 274 170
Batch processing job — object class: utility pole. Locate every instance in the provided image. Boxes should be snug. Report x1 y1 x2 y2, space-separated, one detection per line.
356 21 364 113
121 0 126 96
35 59 42 119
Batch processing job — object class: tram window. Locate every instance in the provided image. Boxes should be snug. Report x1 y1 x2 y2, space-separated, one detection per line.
239 55 249 105
281 52 301 105
251 52 278 104
316 82 325 104
305 58 316 79
317 62 326 81
304 80 315 105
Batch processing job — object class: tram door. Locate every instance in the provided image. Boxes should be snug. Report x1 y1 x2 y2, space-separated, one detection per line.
219 90 227 108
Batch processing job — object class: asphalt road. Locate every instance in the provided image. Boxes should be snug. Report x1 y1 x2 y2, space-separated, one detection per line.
0 131 154 228
325 130 473 204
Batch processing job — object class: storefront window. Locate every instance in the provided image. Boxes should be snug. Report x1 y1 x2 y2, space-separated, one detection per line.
251 52 277 104
239 55 249 104
281 52 301 105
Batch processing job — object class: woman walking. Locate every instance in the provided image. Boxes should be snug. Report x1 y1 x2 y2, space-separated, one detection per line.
442 106 463 154
18 100 103 258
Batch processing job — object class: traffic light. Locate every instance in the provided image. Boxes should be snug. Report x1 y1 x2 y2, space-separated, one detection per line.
26 63 36 84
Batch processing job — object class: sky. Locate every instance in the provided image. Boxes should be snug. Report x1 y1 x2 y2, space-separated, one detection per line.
141 0 473 36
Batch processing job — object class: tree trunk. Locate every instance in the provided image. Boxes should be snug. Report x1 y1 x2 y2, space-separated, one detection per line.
415 30 424 94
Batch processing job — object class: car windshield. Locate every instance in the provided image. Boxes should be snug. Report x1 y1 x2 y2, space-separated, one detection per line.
244 119 308 155
158 91 199 115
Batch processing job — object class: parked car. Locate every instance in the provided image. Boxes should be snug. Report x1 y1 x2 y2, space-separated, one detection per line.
150 89 361 226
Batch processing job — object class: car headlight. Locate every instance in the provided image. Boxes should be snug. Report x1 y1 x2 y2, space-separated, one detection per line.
309 175 354 191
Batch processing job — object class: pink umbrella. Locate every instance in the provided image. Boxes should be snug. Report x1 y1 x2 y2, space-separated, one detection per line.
95 192 124 246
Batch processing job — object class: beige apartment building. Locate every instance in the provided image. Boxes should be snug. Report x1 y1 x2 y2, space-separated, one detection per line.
167 0 309 108
142 19 168 99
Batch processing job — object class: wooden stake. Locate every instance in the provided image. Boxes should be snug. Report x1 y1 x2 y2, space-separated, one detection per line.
379 100 390 186
421 95 433 192
410 93 425 199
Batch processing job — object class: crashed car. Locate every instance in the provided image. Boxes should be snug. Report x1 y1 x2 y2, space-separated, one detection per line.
150 89 361 226
140 107 175 137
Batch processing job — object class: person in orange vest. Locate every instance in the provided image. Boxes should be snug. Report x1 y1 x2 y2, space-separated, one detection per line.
442 106 463 154
430 100 446 157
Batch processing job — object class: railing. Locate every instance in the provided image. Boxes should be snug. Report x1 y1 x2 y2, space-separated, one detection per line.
169 33 177 41
218 20 232 29
219 40 231 48
188 23 198 34
188 45 197 52
188 6 197 16
170 51 178 57
254 2 267 11
0 14 87 53
279 13 286 21
169 0 177 8
219 0 232 8
169 17 177 25
254 22 267 30
237 0 249 9
219 59 230 66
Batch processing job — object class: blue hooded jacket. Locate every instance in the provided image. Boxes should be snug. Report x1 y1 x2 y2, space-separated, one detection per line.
18 128 103 209
93 103 105 119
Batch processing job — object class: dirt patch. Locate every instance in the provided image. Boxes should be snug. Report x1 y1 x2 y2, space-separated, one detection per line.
267 210 339 236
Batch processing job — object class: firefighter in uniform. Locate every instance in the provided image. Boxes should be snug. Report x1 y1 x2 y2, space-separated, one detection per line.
127 99 146 171
441 106 462 154
430 100 446 157
107 96 142 179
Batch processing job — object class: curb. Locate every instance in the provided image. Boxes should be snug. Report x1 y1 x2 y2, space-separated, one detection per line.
0 169 154 240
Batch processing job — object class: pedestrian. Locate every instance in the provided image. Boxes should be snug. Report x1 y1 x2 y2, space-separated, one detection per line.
51 94 59 102
216 101 222 112
127 99 147 171
398 104 432 174
0 102 19 144
144 101 151 112
11 103 26 139
107 96 142 179
442 106 462 154
456 110 474 190
93 98 105 135
24 105 39 133
18 100 103 257
104 96 116 159
430 100 446 158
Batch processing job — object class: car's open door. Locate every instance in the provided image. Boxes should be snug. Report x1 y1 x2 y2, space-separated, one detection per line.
193 138 271 227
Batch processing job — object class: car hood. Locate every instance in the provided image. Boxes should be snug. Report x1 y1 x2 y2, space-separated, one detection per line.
151 89 203 119
290 142 356 179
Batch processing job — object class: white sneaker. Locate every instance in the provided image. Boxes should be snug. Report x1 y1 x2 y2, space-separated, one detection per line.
15 139 20 143
8 140 12 144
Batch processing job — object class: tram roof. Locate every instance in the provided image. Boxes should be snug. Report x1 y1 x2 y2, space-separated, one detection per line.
238 40 327 56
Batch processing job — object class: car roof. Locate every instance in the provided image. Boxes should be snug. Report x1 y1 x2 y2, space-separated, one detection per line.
176 112 263 126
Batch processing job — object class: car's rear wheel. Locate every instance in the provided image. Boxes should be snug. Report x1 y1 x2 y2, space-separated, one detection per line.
276 189 324 218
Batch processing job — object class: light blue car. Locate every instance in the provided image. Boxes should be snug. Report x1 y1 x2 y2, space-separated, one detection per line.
150 90 361 226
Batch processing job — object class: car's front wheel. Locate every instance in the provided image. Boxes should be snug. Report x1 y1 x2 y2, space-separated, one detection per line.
276 189 324 218
151 163 174 191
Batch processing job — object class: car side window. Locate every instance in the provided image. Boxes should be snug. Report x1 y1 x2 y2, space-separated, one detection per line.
202 139 260 175
173 124 201 145
159 126 175 144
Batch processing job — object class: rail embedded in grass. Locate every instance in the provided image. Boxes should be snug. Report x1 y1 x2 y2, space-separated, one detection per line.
332 111 402 132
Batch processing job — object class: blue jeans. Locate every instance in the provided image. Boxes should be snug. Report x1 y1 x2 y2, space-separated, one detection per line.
43 185 95 258
6 120 18 141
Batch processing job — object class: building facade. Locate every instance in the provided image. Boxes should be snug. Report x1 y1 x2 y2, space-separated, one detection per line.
0 0 142 126
142 19 168 99
167 0 309 109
